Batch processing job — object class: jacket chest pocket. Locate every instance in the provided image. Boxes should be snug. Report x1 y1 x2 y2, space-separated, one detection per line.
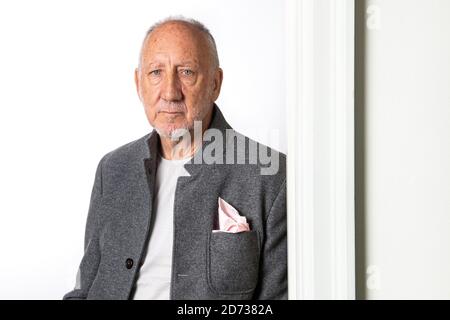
206 230 260 296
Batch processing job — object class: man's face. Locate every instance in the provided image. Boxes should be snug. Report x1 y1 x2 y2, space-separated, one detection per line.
135 22 223 139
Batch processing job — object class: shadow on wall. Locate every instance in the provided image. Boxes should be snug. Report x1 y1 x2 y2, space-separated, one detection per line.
355 0 367 300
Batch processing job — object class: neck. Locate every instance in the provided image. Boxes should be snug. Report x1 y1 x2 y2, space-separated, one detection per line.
159 108 213 160
159 134 197 160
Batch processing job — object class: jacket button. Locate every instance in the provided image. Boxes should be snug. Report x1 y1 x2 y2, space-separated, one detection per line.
126 258 134 269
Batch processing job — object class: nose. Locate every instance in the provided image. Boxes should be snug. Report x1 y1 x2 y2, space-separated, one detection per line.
161 71 182 101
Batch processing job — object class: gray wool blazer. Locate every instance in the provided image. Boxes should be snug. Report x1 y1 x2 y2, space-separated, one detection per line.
63 105 287 300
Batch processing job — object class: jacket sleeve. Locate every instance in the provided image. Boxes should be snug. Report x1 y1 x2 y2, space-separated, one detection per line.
253 179 288 300
63 156 106 300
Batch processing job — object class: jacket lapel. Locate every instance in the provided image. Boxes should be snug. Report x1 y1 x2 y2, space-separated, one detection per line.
131 104 232 299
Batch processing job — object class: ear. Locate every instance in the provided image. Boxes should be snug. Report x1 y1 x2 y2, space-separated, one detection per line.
134 68 142 100
212 68 223 102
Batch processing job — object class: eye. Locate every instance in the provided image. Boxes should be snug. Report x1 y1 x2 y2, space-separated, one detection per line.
149 69 161 76
181 69 194 76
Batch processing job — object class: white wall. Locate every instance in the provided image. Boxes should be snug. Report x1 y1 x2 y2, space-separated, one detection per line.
286 0 355 300
360 0 450 299
0 0 286 299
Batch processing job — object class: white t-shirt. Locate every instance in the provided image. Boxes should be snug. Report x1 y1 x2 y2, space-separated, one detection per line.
131 153 191 300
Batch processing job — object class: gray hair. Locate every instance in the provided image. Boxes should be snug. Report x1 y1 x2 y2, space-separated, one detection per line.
138 16 220 70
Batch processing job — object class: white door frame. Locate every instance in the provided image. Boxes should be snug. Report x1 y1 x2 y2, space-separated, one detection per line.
286 0 355 299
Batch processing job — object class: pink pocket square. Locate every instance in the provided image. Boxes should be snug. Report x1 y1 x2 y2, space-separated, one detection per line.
212 197 250 233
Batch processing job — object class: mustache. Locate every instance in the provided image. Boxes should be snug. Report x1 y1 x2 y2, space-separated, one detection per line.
156 100 187 113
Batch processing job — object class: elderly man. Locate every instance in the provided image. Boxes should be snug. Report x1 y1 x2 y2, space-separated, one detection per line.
64 17 286 300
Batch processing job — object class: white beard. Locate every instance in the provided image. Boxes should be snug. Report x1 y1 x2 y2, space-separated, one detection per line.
155 126 190 141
